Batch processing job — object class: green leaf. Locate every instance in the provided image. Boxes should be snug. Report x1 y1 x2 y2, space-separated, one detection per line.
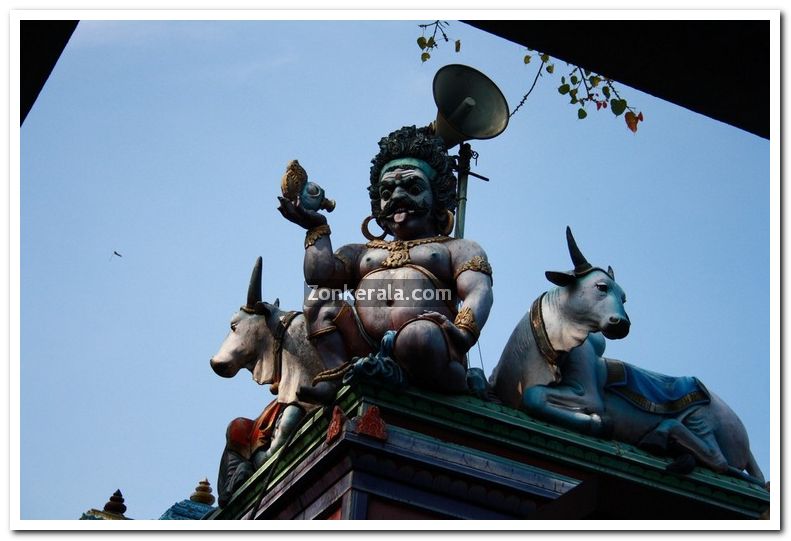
603 85 611 99
421 52 431 63
540 53 550 63
578 108 588 119
417 36 427 50
523 54 532 64
569 88 578 98
570 75 578 85
561 76 566 84
590 76 601 87
611 99 627 116
558 83 570 95
570 97 578 104
455 39 461 52
546 64 554 74
584 69 591 76
426 36 436 48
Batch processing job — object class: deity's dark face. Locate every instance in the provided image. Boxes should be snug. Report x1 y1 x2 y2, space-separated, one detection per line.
368 126 457 240
378 167 436 238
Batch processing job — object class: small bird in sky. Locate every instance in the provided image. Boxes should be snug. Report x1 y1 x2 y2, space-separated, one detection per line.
109 251 123 261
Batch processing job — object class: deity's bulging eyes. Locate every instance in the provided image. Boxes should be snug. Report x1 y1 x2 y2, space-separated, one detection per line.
368 126 457 220
595 283 609 293
379 168 431 205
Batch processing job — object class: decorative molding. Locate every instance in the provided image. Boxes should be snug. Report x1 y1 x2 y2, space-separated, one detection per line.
326 405 348 444
208 384 768 520
353 405 388 441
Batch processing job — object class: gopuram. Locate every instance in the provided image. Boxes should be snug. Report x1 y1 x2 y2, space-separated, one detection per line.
205 65 769 520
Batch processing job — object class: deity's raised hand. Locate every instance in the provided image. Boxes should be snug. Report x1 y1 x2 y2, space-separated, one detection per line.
276 196 327 230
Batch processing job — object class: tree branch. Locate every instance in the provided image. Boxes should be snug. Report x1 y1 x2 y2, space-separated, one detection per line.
510 59 546 118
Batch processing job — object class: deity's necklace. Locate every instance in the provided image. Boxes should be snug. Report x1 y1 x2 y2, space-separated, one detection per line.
366 235 452 268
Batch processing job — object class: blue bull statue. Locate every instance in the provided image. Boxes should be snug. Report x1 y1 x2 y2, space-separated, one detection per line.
490 227 764 485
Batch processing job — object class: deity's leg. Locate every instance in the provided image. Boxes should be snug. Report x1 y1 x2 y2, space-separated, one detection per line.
392 318 468 393
302 296 373 403
251 405 305 468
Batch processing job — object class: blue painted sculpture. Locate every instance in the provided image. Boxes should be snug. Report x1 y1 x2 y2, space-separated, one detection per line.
490 227 765 485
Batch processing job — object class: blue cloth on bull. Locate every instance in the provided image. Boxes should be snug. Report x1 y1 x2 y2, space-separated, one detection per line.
604 359 710 415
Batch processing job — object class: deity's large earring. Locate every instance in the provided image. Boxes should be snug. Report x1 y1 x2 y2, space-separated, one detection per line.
361 215 387 241
441 210 455 236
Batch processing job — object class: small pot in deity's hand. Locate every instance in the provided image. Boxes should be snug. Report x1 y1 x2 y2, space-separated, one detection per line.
280 160 335 212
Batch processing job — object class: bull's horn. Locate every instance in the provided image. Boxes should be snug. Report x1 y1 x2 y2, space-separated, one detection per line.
607 265 615 279
246 256 263 309
566 226 593 275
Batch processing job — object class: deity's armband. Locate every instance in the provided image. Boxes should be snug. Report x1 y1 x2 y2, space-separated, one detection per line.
454 255 493 285
454 305 480 341
305 224 331 249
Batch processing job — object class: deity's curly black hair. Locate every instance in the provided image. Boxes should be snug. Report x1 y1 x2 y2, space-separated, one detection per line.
368 125 457 231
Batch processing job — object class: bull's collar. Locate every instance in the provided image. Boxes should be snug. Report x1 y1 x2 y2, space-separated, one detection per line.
269 310 301 393
529 292 563 382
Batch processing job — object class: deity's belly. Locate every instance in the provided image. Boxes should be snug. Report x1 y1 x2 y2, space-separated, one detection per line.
354 267 455 341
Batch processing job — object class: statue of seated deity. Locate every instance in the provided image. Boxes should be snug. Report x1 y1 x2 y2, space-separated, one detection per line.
277 125 493 401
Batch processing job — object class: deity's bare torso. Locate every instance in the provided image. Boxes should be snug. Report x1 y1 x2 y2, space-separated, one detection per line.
338 237 486 343
276 125 493 399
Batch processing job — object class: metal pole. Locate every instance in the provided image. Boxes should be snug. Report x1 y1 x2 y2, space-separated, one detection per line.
454 143 472 239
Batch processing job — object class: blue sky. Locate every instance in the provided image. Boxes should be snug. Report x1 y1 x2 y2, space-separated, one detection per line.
17 19 775 521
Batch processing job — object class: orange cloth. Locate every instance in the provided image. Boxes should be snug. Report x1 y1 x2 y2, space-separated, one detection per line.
226 400 286 460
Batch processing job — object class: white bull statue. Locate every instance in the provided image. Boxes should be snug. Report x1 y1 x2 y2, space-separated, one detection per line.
490 227 764 485
210 256 325 507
